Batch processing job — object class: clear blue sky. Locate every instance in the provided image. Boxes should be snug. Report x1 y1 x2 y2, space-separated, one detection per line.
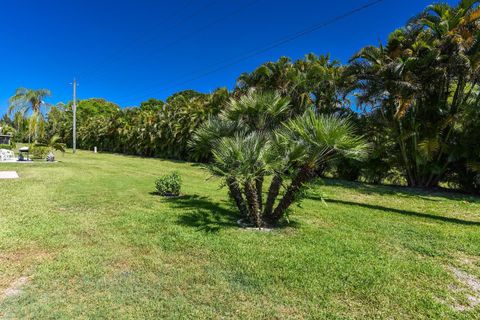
0 0 456 115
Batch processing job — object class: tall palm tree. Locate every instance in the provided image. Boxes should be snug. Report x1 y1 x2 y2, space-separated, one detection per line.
236 57 312 114
348 0 480 187
296 53 347 113
8 88 51 142
411 1 480 44
8 88 51 115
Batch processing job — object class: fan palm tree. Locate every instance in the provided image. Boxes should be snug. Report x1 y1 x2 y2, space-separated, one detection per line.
266 111 368 223
210 132 270 226
236 57 312 114
194 91 368 227
190 90 292 161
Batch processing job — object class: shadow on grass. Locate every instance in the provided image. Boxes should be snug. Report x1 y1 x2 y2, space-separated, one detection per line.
321 178 480 203
163 194 301 232
164 195 239 233
107 152 189 163
318 197 480 226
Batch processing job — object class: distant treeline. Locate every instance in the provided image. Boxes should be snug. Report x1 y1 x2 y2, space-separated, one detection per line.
2 0 479 193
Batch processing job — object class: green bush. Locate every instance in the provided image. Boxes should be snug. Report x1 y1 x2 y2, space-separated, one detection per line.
155 171 182 196
30 145 50 160
0 144 12 150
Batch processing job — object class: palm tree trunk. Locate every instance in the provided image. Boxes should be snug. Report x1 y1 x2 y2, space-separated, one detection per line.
397 120 415 186
450 77 466 115
426 80 470 187
226 177 248 218
263 174 283 219
255 175 264 213
270 166 315 224
244 181 262 227
410 104 421 185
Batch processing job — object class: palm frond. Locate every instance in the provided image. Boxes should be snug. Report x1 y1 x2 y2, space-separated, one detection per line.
418 138 440 161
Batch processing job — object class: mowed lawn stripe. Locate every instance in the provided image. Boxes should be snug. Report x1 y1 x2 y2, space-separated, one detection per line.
0 150 479 319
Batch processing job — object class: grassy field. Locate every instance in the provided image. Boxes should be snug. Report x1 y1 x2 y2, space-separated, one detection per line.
1 151 480 319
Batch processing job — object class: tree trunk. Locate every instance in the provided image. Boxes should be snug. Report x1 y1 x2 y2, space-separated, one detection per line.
270 166 315 224
450 77 466 115
263 173 283 219
244 181 262 227
226 177 248 218
410 104 421 185
425 79 472 187
255 175 264 213
397 120 415 186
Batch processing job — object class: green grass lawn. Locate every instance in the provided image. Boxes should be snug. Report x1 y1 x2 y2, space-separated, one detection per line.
1 151 480 319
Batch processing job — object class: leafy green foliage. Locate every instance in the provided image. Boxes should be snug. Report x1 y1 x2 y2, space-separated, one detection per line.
75 89 228 160
7 88 52 142
30 145 50 160
2 0 479 196
43 135 66 154
0 144 13 150
346 0 480 189
155 171 182 197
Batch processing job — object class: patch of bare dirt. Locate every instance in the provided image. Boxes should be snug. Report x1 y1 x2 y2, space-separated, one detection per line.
2 276 29 300
446 266 480 312
0 249 53 302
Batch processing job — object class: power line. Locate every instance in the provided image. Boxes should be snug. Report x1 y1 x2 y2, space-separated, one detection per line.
81 0 263 86
79 0 218 82
78 0 198 80
113 0 385 104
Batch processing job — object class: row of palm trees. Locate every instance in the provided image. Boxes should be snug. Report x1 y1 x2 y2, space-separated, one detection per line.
347 0 480 187
3 0 479 195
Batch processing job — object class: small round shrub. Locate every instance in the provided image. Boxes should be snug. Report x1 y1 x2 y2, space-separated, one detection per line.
155 171 182 197
30 145 50 160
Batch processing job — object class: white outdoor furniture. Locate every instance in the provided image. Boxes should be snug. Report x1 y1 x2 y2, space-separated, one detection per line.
0 149 15 162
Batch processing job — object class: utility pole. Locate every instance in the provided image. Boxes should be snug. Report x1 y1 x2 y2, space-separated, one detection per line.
72 78 77 154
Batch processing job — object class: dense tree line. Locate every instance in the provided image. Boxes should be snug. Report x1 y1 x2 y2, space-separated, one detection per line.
2 0 479 194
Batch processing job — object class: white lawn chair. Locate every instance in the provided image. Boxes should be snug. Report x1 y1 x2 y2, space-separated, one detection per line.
0 149 15 161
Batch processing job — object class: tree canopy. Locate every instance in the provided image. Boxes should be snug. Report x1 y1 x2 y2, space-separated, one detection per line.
2 0 479 195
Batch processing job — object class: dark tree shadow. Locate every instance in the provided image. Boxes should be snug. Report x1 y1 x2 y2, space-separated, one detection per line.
315 197 480 226
108 152 190 164
320 178 480 203
162 194 301 232
164 195 239 233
